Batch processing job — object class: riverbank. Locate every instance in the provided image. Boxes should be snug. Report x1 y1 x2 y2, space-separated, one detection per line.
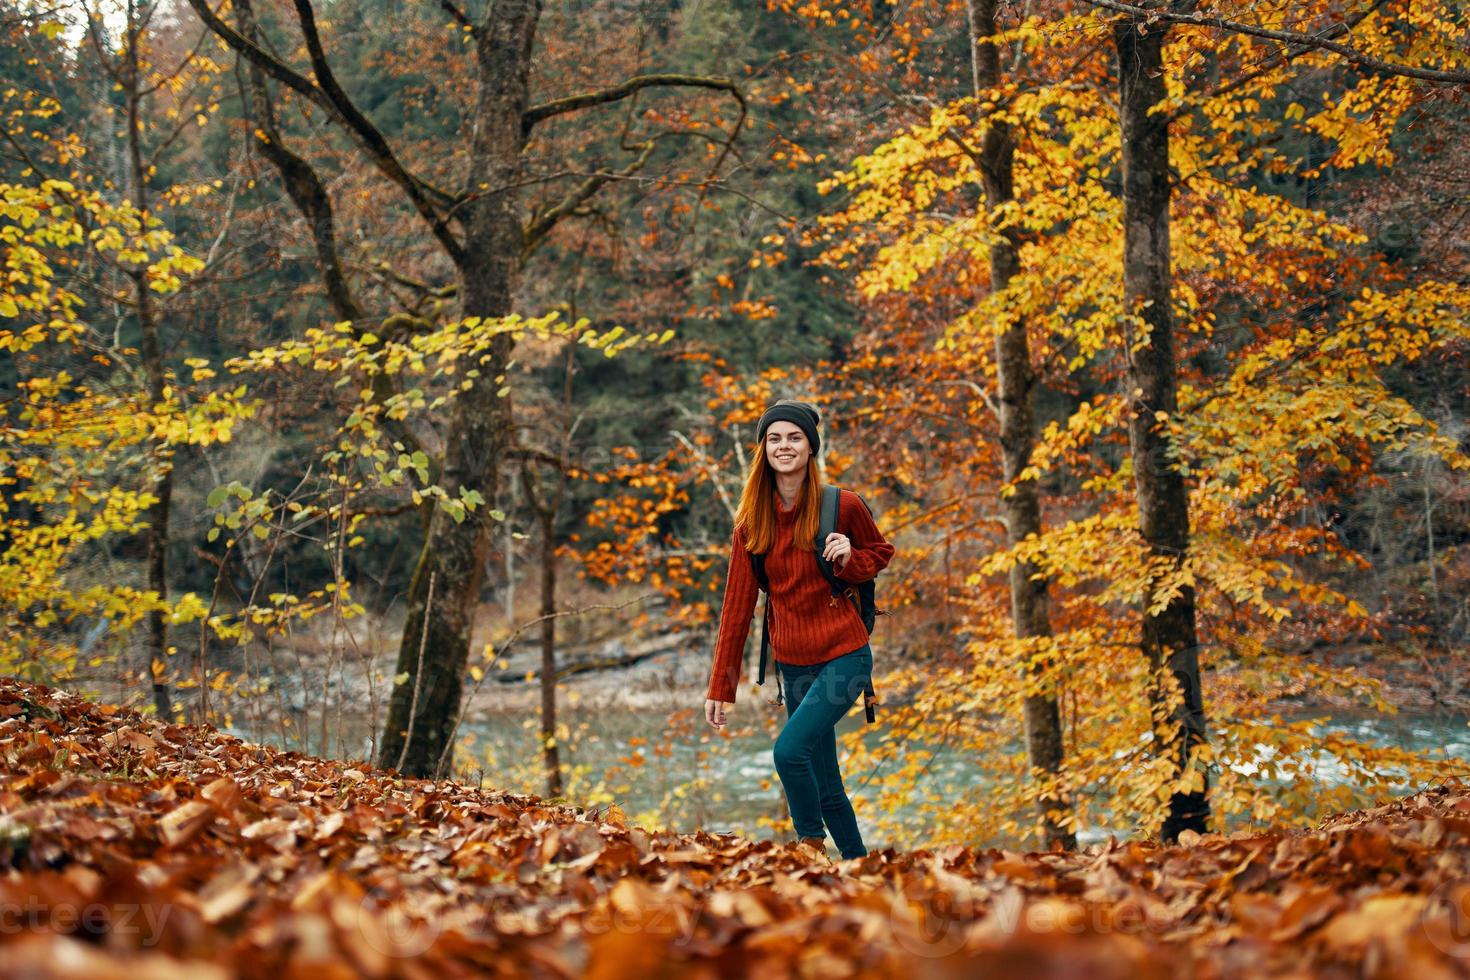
1271 641 1470 715
81 608 1469 857
131 613 1470 799
141 597 1470 745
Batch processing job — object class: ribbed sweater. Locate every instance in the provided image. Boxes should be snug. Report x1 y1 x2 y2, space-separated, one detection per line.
705 486 895 704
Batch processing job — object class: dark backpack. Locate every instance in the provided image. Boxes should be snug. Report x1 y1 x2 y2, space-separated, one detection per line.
749 485 881 723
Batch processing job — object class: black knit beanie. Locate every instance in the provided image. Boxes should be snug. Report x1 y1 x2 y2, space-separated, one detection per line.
756 399 821 454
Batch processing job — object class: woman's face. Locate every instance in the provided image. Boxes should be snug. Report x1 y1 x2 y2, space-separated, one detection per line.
764 420 811 477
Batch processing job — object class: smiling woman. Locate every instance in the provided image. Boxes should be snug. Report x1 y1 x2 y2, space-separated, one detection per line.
702 398 894 862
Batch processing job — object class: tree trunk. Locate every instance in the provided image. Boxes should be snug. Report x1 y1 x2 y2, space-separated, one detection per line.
538 505 563 798
969 0 1074 852
137 264 175 723
376 4 541 778
1112 13 1210 841
122 1 175 722
185 0 724 780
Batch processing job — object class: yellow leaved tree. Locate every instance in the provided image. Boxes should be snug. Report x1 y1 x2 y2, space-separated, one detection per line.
764 0 1470 848
1 179 249 691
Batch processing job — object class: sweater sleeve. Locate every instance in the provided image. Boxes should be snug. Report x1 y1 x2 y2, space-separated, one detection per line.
706 524 759 704
834 489 895 583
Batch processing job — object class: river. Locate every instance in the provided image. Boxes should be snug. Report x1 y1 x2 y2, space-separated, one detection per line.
441 700 1470 851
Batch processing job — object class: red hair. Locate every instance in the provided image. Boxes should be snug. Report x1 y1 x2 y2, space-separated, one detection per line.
735 446 823 554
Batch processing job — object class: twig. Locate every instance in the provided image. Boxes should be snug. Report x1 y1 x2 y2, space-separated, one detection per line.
670 429 738 522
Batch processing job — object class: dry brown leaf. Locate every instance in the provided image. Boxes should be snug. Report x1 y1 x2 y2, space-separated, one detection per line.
1321 893 1427 950
197 863 260 923
158 800 215 848
200 776 242 812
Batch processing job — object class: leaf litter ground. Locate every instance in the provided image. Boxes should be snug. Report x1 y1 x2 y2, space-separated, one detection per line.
3 677 1470 978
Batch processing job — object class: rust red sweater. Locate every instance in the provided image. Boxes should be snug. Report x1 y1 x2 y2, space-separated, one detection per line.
706 486 895 704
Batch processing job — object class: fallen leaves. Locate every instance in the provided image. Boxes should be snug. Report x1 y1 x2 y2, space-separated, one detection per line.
158 800 215 848
3 676 1470 977
196 864 260 924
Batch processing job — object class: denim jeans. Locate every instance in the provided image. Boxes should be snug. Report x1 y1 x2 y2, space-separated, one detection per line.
773 644 871 859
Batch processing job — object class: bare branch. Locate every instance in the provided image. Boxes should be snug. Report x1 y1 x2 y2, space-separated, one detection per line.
234 0 359 325
231 0 430 467
507 444 566 469
521 140 658 258
670 429 739 523
518 75 749 255
180 0 465 261
372 261 458 298
288 0 463 252
523 73 743 133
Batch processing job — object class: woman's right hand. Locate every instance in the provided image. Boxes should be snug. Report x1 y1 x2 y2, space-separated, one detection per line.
705 699 731 729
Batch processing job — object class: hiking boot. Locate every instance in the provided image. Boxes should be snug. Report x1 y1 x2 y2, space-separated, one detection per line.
795 835 833 866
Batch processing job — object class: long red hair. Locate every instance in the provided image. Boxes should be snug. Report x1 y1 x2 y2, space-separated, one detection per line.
735 446 824 554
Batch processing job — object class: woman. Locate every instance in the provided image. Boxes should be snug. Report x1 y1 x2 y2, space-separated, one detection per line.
703 399 894 862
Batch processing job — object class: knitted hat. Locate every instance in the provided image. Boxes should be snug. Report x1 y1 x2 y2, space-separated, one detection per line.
756 399 821 454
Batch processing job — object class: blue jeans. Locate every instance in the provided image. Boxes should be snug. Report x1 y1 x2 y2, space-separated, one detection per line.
773 644 871 859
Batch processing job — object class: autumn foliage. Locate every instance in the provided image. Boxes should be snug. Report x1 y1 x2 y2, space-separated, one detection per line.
4 0 1470 932
564 0 1470 848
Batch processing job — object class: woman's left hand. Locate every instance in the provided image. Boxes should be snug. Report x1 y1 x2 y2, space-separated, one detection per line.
823 531 852 570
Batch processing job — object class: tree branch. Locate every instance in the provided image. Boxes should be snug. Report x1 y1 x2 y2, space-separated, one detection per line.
521 140 659 258
438 0 474 34
234 0 360 326
180 0 465 262
517 75 748 255
1166 0 1388 121
523 73 743 133
1081 0 1470 85
182 0 341 120
372 261 459 299
232 0 430 470
287 0 463 254
507 444 567 469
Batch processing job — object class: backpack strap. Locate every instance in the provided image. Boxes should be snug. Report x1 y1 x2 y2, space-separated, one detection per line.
815 485 866 618
817 485 879 724
750 551 769 592
814 485 848 597
748 551 782 705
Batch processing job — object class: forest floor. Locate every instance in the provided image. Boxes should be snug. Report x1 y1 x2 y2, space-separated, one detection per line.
3 676 1470 978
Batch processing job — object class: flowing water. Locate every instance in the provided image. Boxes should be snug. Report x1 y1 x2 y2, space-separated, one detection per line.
227 657 1470 851
442 701 1470 850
